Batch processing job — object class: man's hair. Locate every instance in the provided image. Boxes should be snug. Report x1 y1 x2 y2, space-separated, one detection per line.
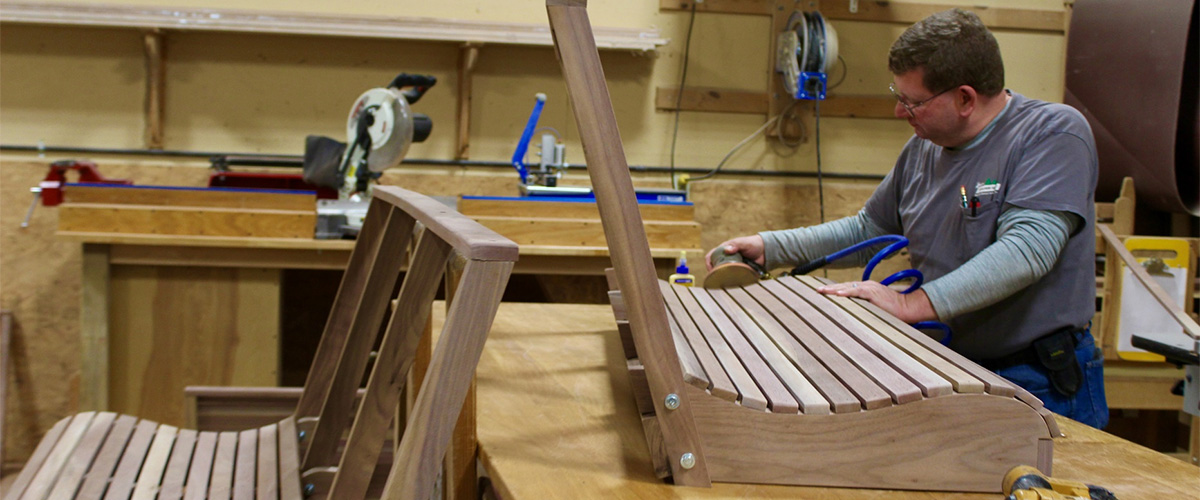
888 9 1005 96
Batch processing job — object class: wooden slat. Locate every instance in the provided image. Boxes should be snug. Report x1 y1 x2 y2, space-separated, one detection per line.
669 284 766 409
130 424 178 500
7 411 71 498
20 412 96 500
74 415 138 500
207 432 240 500
183 432 219 500
709 289 829 414
383 259 513 500
655 87 898 119
744 283 891 410
690 288 799 413
458 197 695 221
102 419 159 500
303 205 415 470
727 287 862 413
64 185 315 211
156 429 198 500
256 424 279 500
327 231 452 500
471 216 701 248
47 412 118 500
58 204 316 239
762 280 921 405
371 186 520 262
788 277 951 399
275 419 303 500
817 284 984 394
665 307 710 391
233 429 258 500
658 281 738 401
546 0 710 487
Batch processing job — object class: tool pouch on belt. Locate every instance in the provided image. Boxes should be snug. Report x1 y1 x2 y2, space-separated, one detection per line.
1033 330 1081 397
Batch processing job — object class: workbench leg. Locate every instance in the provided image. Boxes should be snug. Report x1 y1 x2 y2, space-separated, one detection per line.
80 243 110 411
1190 414 1199 466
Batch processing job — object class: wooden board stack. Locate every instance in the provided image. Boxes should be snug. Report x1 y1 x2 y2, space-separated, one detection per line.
549 0 1056 492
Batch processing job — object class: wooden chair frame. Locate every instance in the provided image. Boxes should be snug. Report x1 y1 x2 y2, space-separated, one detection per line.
6 186 517 500
547 0 1055 491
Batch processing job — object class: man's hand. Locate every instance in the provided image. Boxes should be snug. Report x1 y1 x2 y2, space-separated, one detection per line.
817 281 938 324
705 235 766 272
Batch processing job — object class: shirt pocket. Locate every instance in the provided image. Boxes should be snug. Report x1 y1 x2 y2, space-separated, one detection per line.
958 200 1000 258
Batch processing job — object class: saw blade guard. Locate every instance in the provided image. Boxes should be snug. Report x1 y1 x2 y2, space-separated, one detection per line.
347 87 414 174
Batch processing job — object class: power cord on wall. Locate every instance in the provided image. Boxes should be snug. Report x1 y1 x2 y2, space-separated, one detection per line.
669 2 698 190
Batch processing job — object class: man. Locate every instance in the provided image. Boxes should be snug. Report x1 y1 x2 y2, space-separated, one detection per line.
709 9 1108 428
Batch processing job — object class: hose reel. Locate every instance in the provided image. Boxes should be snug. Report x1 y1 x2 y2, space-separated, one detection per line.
776 11 839 100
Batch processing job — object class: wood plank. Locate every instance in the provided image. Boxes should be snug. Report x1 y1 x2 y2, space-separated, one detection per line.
208 432 240 500
46 412 118 500
762 279 921 405
471 216 701 248
708 289 830 414
142 30 164 149
658 281 738 401
20 412 96 500
656 87 898 119
130 424 179 500
383 259 513 500
58 203 316 239
64 185 316 211
743 284 889 411
546 0 710 487
103 419 159 500
303 205 415 470
233 429 258 500
0 310 9 471
659 0 1068 32
817 285 981 394
275 419 303 500
183 432 219 500
689 288 800 413
80 243 109 412
726 287 861 413
0 1 668 51
668 284 766 409
459 196 695 221
788 277 949 399
327 231 452 500
256 424 279 500
74 415 138 500
156 429 198 500
456 43 478 160
665 306 710 391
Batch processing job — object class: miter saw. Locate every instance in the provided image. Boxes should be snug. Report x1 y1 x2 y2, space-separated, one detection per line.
304 73 436 238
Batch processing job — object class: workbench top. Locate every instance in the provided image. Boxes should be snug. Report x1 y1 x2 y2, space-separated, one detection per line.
473 302 1200 499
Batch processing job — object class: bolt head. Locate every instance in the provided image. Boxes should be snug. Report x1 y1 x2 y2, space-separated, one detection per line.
680 452 696 470
664 393 680 410
303 483 315 497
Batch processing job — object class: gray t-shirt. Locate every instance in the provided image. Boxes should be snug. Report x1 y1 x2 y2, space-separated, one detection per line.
863 92 1098 360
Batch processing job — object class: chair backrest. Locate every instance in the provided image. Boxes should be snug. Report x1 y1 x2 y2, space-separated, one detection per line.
546 0 710 486
292 185 517 499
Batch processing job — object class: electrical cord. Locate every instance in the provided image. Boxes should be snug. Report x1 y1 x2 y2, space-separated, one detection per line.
669 2 698 190
689 100 800 183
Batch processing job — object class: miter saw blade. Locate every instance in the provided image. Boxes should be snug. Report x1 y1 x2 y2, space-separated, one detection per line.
346 87 413 174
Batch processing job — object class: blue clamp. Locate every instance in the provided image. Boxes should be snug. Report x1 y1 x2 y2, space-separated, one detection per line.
511 94 546 184
796 71 827 100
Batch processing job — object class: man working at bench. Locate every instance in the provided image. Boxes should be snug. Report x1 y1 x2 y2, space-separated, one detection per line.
709 9 1107 428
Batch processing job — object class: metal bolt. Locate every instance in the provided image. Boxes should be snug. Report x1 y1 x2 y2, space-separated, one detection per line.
298 430 307 441
303 483 315 497
679 453 696 470
664 393 680 410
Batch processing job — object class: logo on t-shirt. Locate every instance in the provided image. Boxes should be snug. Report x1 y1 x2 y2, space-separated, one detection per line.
975 178 1001 197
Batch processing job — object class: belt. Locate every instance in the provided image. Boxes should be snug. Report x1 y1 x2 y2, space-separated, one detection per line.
976 328 1083 371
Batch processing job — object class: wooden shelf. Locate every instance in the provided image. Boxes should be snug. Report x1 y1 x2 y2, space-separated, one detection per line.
0 1 668 51
655 86 897 119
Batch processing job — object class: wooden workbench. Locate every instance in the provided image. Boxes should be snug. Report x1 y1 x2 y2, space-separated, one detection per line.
474 302 1200 499
64 232 698 427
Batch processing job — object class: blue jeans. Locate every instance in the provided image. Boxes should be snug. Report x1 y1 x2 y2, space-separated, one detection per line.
995 332 1109 429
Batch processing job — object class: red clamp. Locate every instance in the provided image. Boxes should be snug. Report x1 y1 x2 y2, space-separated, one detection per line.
39 160 132 206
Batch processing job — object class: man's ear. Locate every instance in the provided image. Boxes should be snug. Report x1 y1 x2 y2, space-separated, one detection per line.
955 85 978 117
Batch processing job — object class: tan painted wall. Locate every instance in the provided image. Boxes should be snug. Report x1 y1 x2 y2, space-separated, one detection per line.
0 0 1068 463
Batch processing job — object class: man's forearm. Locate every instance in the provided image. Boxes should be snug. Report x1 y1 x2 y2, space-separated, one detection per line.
759 211 890 271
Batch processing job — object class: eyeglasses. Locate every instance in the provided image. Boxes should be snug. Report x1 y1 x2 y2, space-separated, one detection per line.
889 82 954 117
